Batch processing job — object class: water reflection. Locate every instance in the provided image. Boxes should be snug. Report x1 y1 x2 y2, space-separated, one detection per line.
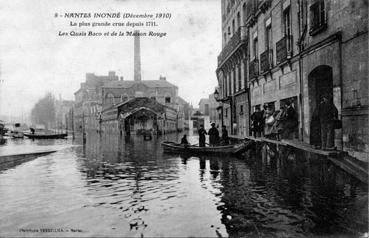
0 132 367 237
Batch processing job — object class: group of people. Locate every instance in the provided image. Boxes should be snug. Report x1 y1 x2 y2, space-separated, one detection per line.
250 96 339 150
181 96 338 151
251 101 298 140
180 122 229 147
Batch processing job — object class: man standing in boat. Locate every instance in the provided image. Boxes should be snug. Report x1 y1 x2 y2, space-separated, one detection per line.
220 125 229 145
198 124 207 147
208 122 219 146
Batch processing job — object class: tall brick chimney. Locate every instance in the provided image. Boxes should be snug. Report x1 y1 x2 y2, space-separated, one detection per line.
134 30 141 81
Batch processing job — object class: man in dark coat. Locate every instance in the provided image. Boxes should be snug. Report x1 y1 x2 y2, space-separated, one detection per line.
260 104 267 136
208 122 219 146
318 96 338 150
180 134 189 145
282 101 298 139
221 125 229 145
198 124 207 147
251 107 261 137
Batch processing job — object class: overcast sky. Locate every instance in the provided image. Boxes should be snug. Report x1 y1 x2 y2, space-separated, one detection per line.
0 0 221 118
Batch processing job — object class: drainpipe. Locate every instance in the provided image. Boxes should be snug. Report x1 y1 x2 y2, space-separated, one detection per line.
338 32 343 151
297 0 305 142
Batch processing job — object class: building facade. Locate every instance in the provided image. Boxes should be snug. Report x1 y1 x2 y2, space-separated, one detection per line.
79 31 189 135
101 76 186 132
247 0 301 139
101 97 178 135
298 0 368 160
55 98 74 131
216 0 368 161
199 93 222 128
74 71 120 132
217 0 250 137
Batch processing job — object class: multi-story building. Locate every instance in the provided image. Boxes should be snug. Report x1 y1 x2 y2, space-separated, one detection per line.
99 31 189 134
55 98 74 131
216 0 250 137
199 93 222 128
209 93 222 128
247 0 301 138
216 0 368 162
298 0 368 160
74 71 120 132
198 98 210 116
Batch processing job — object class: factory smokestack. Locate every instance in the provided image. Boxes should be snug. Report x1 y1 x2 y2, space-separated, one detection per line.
134 30 141 81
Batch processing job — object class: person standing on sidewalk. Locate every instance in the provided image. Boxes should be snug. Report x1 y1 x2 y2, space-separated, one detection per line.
251 107 261 137
318 96 338 150
282 101 298 140
260 104 267 137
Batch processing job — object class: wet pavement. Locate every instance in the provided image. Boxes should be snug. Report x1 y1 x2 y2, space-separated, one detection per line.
0 132 367 237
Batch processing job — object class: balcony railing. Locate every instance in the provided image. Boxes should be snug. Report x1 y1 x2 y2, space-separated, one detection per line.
260 49 273 73
218 26 248 66
245 0 256 20
276 35 293 65
257 0 271 12
249 59 259 80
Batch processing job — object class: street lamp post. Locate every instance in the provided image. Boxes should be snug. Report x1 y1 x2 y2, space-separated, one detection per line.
213 89 223 127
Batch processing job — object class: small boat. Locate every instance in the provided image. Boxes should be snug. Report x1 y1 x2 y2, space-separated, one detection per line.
161 140 254 156
24 133 67 139
24 126 67 139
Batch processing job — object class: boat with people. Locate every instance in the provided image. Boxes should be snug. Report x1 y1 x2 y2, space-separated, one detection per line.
24 133 67 139
24 126 67 139
161 140 254 156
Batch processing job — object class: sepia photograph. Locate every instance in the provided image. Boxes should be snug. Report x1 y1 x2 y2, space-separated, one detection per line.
0 0 368 237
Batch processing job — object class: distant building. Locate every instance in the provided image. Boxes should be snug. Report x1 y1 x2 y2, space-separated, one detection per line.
198 93 221 128
55 98 74 130
102 76 179 110
208 92 222 128
74 71 119 132
198 98 210 116
101 97 178 135
98 31 189 134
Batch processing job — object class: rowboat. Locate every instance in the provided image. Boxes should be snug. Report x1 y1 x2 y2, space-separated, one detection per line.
161 140 254 156
24 133 67 139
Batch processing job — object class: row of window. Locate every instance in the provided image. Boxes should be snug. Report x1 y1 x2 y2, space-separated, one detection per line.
224 0 327 61
251 5 292 60
221 62 246 98
104 94 172 104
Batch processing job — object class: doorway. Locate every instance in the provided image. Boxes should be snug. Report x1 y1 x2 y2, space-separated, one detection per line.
308 65 333 145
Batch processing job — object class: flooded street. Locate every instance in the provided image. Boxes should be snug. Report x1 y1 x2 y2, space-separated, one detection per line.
0 133 367 237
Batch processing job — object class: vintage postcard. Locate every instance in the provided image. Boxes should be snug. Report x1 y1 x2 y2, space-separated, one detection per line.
0 0 367 237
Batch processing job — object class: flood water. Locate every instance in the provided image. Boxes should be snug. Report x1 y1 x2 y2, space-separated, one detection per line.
0 132 367 237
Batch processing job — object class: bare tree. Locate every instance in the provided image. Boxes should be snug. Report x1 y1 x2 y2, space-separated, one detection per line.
31 93 56 129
